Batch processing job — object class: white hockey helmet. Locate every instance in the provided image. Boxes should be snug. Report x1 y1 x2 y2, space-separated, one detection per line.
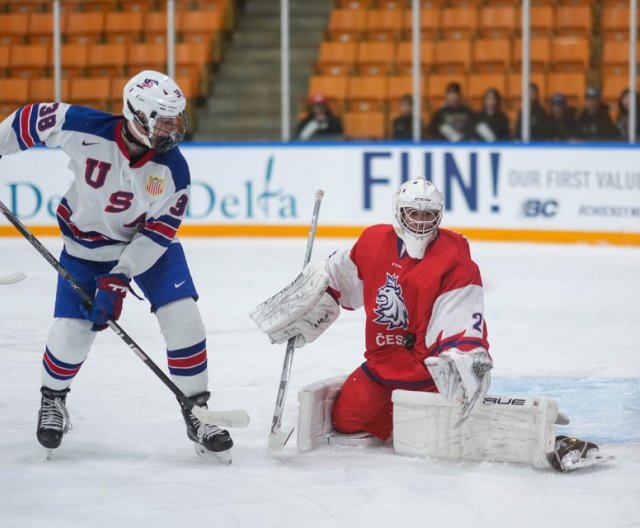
122 70 189 153
392 177 444 259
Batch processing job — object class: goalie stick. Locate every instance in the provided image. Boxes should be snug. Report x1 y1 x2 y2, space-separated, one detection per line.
0 271 27 285
0 199 249 429
269 189 324 452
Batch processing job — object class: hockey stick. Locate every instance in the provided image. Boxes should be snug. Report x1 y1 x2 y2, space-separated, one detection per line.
0 271 27 285
268 189 324 452
0 200 249 429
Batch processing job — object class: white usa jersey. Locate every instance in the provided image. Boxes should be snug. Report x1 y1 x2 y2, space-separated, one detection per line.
0 102 190 278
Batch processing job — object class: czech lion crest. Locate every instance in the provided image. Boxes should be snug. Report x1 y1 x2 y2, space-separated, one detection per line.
373 273 409 330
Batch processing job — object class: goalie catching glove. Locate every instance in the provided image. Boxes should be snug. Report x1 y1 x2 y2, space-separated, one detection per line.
249 263 340 347
425 347 493 420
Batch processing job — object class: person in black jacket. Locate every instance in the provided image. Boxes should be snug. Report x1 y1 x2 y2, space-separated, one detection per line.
473 88 511 141
547 92 578 141
574 86 620 142
295 94 344 141
426 82 475 141
615 88 640 142
391 94 424 140
515 82 552 141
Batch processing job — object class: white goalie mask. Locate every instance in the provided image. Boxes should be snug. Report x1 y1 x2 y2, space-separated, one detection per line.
392 178 444 259
122 70 189 153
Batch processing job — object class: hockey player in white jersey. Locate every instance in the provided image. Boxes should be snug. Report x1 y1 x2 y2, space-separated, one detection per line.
0 70 233 461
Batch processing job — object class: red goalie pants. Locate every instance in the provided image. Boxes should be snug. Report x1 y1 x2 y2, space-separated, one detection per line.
331 365 436 441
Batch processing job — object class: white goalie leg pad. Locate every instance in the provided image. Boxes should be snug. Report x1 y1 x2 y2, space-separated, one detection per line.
392 390 559 469
297 376 346 452
250 263 340 347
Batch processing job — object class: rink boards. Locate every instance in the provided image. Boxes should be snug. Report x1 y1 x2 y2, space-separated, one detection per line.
1 142 639 245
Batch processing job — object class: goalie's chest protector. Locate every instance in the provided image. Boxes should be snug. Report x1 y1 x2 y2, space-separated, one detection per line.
351 225 478 384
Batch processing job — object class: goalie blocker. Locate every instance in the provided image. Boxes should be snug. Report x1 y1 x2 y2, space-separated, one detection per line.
296 377 614 472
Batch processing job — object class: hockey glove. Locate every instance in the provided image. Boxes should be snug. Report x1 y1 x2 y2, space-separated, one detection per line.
425 347 493 421
80 273 130 331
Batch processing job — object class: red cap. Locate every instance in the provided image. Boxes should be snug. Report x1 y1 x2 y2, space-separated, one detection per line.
308 93 328 105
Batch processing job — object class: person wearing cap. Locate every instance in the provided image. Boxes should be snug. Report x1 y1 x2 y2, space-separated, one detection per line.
547 92 578 141
514 82 552 141
295 93 344 141
426 82 474 141
574 86 620 142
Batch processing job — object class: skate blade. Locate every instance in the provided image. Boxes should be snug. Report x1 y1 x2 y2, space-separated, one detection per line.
44 448 54 460
192 442 232 465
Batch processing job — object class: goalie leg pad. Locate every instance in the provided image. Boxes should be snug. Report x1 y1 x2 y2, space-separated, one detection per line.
392 390 559 469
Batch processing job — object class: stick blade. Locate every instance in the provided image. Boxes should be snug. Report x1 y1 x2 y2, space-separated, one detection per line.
0 272 27 285
268 427 294 452
191 405 250 428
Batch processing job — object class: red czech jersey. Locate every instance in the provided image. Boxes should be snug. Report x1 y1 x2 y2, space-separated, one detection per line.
326 224 489 388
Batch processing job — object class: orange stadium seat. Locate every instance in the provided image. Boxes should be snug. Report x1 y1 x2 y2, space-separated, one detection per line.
69 77 111 111
316 41 357 76
366 8 404 41
529 6 554 37
403 7 441 41
356 41 396 76
86 44 127 77
547 71 587 106
602 7 639 40
347 75 389 111
0 13 29 45
335 0 374 8
327 9 367 42
29 77 70 102
8 44 49 78
105 11 144 44
342 111 386 140
308 75 349 111
441 7 478 39
2 0 48 13
473 38 511 72
433 39 472 73
0 45 10 72
145 11 170 44
128 43 167 73
0 78 29 115
478 6 516 39
467 72 507 109
109 76 129 111
65 12 106 45
449 0 482 6
396 41 435 75
513 37 551 72
59 44 89 78
602 41 640 75
427 73 468 108
27 13 56 45
119 0 157 13
178 10 224 45
387 75 427 102
551 37 590 72
555 6 592 37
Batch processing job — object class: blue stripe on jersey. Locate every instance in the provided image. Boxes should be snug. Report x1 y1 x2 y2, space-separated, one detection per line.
61 105 120 141
155 213 181 229
141 228 173 248
11 107 28 150
151 148 190 192
430 337 487 356
28 104 41 144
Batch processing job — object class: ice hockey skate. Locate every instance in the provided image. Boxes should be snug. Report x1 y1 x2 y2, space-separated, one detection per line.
181 391 234 464
37 387 72 460
549 435 615 472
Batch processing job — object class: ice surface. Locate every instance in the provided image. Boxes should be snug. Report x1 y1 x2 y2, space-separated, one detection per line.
0 237 638 528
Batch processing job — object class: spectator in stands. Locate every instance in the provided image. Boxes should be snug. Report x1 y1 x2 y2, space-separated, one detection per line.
547 93 578 142
473 88 511 142
295 94 343 141
573 86 620 142
515 83 551 141
615 88 640 142
391 94 424 140
426 82 474 142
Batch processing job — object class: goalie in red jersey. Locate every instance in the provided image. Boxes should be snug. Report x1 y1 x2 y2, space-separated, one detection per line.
252 178 613 472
